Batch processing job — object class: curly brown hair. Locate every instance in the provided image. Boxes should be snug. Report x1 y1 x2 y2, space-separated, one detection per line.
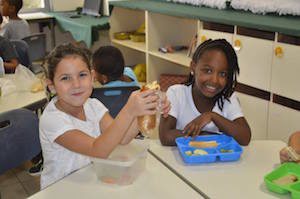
45 43 92 81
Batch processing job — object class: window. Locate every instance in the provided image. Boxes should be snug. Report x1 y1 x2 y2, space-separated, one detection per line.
21 0 50 12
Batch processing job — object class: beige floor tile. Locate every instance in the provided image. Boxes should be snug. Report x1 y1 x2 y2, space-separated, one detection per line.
0 171 18 187
22 178 40 196
12 162 39 183
0 183 28 199
14 169 40 183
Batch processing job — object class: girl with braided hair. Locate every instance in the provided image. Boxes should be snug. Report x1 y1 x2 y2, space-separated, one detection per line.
159 39 251 146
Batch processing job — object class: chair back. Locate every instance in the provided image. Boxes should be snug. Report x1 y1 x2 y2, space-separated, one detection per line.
91 86 140 118
22 33 46 62
10 40 31 68
0 108 41 175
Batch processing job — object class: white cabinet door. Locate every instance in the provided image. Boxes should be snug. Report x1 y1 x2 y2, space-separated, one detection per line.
271 43 300 102
236 92 269 140
199 29 233 44
268 103 300 143
233 35 273 91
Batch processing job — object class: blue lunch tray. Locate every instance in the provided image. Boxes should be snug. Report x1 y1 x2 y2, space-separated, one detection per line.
175 134 243 164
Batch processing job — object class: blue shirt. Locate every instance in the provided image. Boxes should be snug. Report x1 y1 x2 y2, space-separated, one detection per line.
103 67 140 88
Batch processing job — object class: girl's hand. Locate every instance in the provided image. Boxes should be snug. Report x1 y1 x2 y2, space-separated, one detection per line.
184 112 213 137
127 89 158 117
280 147 290 163
160 92 171 118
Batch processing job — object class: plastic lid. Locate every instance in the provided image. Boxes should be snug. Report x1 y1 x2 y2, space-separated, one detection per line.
91 139 149 167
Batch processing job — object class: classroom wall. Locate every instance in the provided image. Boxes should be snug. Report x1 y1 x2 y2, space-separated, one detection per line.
51 0 84 11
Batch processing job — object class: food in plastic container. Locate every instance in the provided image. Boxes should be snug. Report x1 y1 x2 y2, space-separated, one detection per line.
189 140 218 148
91 139 149 186
137 81 161 137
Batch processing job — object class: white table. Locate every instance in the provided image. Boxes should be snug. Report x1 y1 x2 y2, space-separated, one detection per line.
0 75 47 114
149 140 290 199
28 154 203 199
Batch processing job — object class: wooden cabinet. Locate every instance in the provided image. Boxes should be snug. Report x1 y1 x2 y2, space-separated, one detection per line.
109 1 300 142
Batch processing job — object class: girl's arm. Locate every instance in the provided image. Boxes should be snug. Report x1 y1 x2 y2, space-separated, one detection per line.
210 113 251 146
159 115 185 146
56 89 158 158
184 112 251 146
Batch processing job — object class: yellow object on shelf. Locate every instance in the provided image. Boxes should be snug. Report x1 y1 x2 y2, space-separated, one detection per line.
130 33 145 42
134 63 146 82
136 23 145 34
114 32 132 40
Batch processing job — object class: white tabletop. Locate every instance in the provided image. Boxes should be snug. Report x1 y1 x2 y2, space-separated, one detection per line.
28 153 203 199
19 12 54 20
149 139 290 199
0 75 47 114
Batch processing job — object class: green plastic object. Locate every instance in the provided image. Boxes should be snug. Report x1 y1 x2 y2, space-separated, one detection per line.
264 162 300 199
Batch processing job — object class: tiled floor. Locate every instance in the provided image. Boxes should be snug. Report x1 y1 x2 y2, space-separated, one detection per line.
0 162 40 199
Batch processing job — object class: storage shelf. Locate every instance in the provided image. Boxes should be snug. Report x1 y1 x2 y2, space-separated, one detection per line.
148 50 191 68
112 39 146 53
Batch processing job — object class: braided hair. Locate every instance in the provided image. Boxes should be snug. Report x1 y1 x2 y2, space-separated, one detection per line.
187 39 239 110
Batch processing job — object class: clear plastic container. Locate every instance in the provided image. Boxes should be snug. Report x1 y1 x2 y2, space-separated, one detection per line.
91 139 149 186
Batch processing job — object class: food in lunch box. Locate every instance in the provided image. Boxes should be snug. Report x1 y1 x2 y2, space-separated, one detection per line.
185 150 193 156
193 149 208 155
273 174 298 185
189 140 218 148
285 146 300 162
100 176 116 184
185 149 208 156
138 81 160 135
220 149 234 153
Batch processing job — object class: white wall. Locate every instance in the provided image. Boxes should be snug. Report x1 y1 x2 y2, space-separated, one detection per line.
51 0 84 11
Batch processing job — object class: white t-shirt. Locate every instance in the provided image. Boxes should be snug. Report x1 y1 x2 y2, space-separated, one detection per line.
0 19 30 40
166 84 243 133
39 97 108 189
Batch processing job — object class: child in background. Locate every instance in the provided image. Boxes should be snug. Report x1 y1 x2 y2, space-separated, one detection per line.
0 0 30 40
280 131 300 163
92 45 140 88
159 39 251 146
40 43 170 189
0 35 19 73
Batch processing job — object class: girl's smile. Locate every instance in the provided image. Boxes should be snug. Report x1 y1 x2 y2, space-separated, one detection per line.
50 56 94 113
192 49 228 98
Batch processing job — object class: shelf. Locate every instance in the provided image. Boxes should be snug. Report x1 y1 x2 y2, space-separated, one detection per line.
112 39 146 53
148 50 191 68
111 0 300 38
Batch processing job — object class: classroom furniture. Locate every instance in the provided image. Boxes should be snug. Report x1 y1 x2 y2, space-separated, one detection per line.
0 108 41 175
91 86 140 118
0 74 47 114
10 40 31 68
48 11 110 48
27 153 203 199
23 33 47 74
148 139 289 199
109 0 300 142
19 12 56 49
